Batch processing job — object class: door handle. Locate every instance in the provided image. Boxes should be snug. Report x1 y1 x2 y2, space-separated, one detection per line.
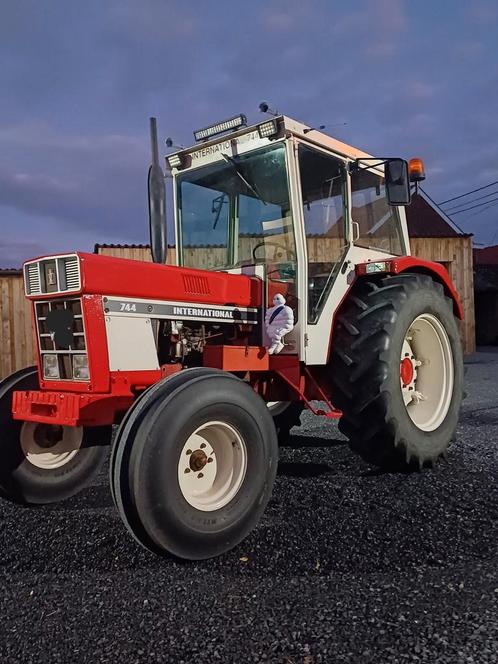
352 221 360 242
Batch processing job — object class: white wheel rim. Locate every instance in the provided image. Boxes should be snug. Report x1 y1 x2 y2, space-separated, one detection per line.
400 313 454 432
177 421 247 512
20 423 83 469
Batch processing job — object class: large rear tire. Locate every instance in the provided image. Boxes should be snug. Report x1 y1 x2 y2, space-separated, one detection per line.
330 274 463 470
0 367 110 504
111 368 278 560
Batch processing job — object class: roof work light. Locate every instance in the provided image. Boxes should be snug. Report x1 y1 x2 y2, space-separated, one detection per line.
167 153 183 169
193 114 248 142
408 157 426 182
257 119 278 138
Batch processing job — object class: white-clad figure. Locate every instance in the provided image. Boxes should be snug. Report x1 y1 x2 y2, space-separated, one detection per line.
265 293 294 355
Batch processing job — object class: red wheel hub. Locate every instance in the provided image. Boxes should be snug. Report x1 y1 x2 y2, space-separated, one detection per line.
400 357 414 386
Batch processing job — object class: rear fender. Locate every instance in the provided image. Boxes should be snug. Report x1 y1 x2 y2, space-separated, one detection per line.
355 256 463 319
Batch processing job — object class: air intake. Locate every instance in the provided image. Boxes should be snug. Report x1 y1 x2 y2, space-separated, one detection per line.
182 274 211 295
62 256 80 291
23 254 81 296
25 263 42 296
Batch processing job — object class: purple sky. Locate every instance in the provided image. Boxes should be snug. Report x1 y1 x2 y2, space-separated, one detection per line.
1 0 498 267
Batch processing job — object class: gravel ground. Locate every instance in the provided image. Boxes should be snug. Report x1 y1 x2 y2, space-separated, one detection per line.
0 350 497 663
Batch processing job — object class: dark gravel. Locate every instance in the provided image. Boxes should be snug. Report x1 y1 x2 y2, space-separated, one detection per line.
1 350 497 663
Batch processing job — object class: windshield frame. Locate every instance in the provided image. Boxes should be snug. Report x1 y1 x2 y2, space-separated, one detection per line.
174 138 297 272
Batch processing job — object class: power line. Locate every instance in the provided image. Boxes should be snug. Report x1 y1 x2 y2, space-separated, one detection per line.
438 180 498 205
461 200 498 221
418 186 467 234
445 188 498 212
451 196 498 214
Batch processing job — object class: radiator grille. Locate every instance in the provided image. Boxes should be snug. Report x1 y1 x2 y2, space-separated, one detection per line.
24 254 81 295
63 256 80 290
25 263 42 296
35 298 88 381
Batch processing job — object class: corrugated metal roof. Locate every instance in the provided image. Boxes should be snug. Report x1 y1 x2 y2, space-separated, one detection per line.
405 193 470 238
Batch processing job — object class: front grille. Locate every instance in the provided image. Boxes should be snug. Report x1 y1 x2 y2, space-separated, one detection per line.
35 298 88 381
24 254 81 296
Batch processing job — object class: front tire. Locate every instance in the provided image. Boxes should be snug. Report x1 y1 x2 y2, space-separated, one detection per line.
112 369 278 560
330 274 463 469
0 367 110 504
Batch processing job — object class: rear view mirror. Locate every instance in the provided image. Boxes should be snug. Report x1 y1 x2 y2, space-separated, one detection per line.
385 158 411 206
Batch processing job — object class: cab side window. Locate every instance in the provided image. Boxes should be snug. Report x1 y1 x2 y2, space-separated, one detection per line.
350 169 404 255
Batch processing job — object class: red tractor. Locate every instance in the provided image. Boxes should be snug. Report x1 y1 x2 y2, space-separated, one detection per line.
0 114 463 560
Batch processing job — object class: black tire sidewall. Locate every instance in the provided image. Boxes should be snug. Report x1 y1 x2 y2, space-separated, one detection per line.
0 367 110 504
132 375 278 559
11 426 110 504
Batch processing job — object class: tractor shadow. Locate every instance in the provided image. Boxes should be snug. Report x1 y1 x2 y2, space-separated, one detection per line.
280 434 346 449
44 484 114 511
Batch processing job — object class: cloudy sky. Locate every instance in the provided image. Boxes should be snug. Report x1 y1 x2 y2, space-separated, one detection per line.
1 0 497 267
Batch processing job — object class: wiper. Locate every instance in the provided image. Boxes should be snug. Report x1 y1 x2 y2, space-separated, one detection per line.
221 153 267 205
211 193 227 229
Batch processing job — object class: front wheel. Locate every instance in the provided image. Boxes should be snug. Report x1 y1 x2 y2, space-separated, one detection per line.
330 274 463 470
111 369 278 560
0 367 110 504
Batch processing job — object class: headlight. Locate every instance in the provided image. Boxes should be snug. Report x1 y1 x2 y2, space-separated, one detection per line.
43 354 60 379
73 354 89 380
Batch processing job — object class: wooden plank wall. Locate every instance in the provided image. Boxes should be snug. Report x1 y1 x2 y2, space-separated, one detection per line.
0 273 36 379
411 237 475 354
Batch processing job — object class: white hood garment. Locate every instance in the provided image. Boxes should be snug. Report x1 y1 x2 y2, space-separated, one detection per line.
264 293 295 355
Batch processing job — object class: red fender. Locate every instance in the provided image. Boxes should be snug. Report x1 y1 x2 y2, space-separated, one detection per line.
355 256 463 319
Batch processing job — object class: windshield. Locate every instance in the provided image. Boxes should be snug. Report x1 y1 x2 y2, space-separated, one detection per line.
177 142 297 271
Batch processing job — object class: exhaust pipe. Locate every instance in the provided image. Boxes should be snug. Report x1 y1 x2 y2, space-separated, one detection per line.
148 117 167 264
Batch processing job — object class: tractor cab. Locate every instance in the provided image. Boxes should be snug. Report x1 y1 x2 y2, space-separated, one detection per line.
167 114 415 362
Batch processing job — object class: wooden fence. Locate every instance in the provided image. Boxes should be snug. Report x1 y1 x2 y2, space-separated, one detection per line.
0 236 476 379
0 270 36 379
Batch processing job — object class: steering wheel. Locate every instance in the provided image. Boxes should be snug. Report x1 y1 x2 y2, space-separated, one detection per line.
252 241 296 262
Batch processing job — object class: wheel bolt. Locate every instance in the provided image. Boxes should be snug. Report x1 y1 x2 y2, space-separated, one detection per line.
184 468 190 473
200 443 206 449
198 473 204 479
186 449 192 455
207 457 213 463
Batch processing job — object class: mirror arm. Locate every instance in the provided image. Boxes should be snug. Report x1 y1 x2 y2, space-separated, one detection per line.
349 157 398 173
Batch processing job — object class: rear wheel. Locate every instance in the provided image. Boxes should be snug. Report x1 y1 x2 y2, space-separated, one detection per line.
111 368 278 560
0 367 110 504
330 274 463 469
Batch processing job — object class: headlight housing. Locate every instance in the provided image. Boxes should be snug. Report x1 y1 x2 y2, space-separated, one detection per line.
43 354 60 379
73 354 89 380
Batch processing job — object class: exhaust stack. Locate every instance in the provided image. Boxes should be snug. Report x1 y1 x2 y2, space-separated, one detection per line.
148 117 167 264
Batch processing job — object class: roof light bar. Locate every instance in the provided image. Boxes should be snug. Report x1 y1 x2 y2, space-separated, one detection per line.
193 114 247 142
258 119 278 138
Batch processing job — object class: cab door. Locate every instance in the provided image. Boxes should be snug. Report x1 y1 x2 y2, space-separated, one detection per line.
292 141 354 365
